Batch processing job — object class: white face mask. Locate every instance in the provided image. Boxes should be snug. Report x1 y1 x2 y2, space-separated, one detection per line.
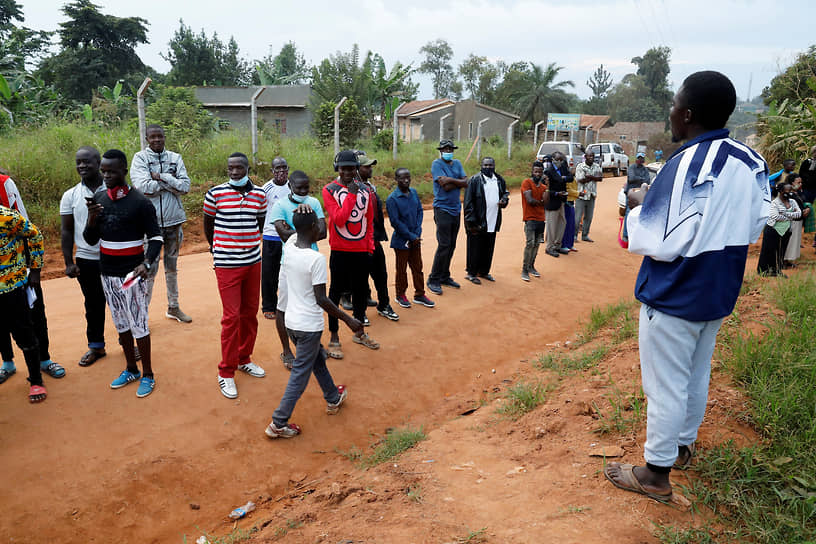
229 175 249 187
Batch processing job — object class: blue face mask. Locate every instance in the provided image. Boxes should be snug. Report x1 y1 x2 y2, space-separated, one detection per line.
441 152 454 161
290 193 307 203
229 175 249 188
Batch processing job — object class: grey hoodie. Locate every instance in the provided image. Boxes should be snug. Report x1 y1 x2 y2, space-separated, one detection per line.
130 147 191 227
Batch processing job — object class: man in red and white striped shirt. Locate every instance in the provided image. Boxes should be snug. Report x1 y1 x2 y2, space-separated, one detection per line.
204 152 268 399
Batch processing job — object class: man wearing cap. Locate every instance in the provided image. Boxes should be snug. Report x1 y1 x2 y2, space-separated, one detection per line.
357 153 399 322
322 150 380 359
427 139 468 295
623 152 651 242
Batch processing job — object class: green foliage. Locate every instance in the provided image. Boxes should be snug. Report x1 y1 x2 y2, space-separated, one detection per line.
145 86 214 148
576 299 638 345
496 381 547 419
372 128 394 151
534 347 608 377
36 0 149 101
254 41 309 85
345 426 426 468
310 98 367 147
494 62 574 125
593 383 645 436
756 85 816 166
162 19 251 86
608 74 666 122
762 45 816 105
587 64 614 99
419 39 461 100
631 46 672 111
459 54 500 104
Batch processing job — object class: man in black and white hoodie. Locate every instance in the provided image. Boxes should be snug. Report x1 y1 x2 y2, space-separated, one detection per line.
131 124 192 323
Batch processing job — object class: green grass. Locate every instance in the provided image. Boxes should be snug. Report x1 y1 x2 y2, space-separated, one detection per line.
185 526 258 544
576 299 638 345
455 527 488 543
593 383 646 436
534 346 608 376
0 121 535 237
495 381 547 420
340 425 427 469
657 273 816 543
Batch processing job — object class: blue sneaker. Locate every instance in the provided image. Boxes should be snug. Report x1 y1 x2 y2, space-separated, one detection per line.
136 377 155 398
111 369 140 389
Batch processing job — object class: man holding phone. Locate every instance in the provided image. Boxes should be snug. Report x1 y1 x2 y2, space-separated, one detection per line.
544 153 570 257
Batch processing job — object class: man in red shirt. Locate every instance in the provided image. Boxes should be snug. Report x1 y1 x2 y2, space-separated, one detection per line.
322 150 380 359
521 161 549 281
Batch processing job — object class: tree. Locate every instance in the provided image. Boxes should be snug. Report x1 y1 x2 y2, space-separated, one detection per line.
162 20 252 86
419 39 460 99
310 98 367 147
0 0 52 74
607 74 664 122
762 45 816 105
36 0 149 101
254 41 309 85
146 86 214 148
458 54 500 104
631 46 672 111
495 62 574 125
587 64 613 99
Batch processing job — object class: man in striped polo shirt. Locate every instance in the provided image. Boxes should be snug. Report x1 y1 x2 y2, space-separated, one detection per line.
84 149 164 398
204 152 268 399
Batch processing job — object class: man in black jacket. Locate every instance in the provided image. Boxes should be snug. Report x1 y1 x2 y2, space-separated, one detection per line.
544 152 571 257
463 157 509 283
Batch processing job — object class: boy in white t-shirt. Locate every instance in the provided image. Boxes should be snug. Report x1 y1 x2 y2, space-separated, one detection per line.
265 208 363 438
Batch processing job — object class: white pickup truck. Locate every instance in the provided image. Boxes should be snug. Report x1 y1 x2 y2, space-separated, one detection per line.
585 142 629 176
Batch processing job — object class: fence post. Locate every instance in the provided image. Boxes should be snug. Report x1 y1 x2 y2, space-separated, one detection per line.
137 77 152 151
392 102 404 161
476 117 490 161
334 96 347 156
533 119 545 152
439 112 453 142
507 119 519 159
251 86 266 164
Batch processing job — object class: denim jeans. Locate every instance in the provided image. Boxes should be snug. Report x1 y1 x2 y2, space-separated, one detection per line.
272 329 340 427
639 304 723 467
146 224 183 308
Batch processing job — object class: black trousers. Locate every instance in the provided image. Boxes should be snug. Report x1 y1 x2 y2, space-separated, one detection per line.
466 231 497 276
76 258 106 348
428 209 460 284
0 287 42 385
757 225 791 276
328 251 371 333
0 280 49 362
261 239 283 313
368 242 389 311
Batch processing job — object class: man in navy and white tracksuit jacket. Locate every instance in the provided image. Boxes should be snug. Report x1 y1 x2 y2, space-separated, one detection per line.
605 71 771 502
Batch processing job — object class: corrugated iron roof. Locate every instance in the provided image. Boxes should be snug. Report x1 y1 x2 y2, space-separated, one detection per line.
398 99 455 116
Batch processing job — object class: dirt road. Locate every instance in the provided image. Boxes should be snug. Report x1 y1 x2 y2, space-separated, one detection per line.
0 176 642 543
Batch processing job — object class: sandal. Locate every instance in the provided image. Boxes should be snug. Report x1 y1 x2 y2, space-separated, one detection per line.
673 443 696 470
0 367 16 384
352 332 380 350
79 349 107 367
41 361 66 379
280 352 295 370
603 462 672 503
326 341 344 360
28 384 47 403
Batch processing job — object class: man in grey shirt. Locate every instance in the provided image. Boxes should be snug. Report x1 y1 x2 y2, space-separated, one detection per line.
622 152 652 242
130 124 192 323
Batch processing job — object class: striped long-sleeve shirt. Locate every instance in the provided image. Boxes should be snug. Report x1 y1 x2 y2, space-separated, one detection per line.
626 128 771 321
203 182 267 267
0 205 43 295
766 197 801 226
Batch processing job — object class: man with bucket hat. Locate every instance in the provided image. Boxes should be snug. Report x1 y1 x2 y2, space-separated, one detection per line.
427 139 468 295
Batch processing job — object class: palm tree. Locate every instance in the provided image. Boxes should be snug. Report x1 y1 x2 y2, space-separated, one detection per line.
505 62 574 124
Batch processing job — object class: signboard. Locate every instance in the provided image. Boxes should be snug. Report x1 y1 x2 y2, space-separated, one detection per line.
546 113 580 132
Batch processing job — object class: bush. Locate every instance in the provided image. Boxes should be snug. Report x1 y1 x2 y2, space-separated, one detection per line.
145 86 215 150
372 128 395 151
310 98 367 148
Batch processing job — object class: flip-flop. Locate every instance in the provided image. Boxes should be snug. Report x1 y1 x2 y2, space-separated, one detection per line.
280 352 294 370
28 384 47 403
603 462 672 503
0 367 16 384
326 341 344 360
673 443 696 470
79 349 107 367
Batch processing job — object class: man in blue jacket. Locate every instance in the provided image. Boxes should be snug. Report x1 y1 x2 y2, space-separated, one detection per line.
604 71 770 502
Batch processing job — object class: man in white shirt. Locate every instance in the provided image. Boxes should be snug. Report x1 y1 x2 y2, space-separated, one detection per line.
463 157 509 284
261 157 291 319
574 150 603 242
265 208 362 439
60 146 108 366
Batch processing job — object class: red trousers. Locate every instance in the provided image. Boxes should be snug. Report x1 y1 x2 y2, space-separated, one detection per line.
215 262 261 378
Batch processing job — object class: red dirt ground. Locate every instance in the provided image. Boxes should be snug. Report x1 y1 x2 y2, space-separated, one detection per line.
0 178 776 543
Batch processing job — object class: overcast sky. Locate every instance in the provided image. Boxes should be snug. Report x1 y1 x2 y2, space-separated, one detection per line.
18 0 815 102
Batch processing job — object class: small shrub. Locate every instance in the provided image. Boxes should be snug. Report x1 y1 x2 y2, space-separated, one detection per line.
497 382 546 419
372 128 395 151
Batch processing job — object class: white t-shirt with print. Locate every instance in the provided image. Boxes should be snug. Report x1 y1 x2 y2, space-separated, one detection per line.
262 180 291 239
282 237 328 332
60 181 103 260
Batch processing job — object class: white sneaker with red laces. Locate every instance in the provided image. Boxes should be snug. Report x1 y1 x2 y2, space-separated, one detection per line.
326 385 347 415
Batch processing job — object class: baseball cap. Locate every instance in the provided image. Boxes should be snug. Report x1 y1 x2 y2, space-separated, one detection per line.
437 139 458 150
636 152 646 159
358 155 377 166
335 150 359 167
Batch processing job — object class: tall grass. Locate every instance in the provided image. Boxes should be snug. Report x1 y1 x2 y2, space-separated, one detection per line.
0 122 536 236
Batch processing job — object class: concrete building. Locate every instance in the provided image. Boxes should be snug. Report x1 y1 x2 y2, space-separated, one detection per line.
397 99 519 144
193 84 313 136
599 121 665 156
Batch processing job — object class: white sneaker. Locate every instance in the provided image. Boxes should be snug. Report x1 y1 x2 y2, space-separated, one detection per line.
218 376 238 399
238 362 266 378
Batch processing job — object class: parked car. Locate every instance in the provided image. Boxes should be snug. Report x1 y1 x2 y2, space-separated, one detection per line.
585 142 629 176
535 141 585 173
